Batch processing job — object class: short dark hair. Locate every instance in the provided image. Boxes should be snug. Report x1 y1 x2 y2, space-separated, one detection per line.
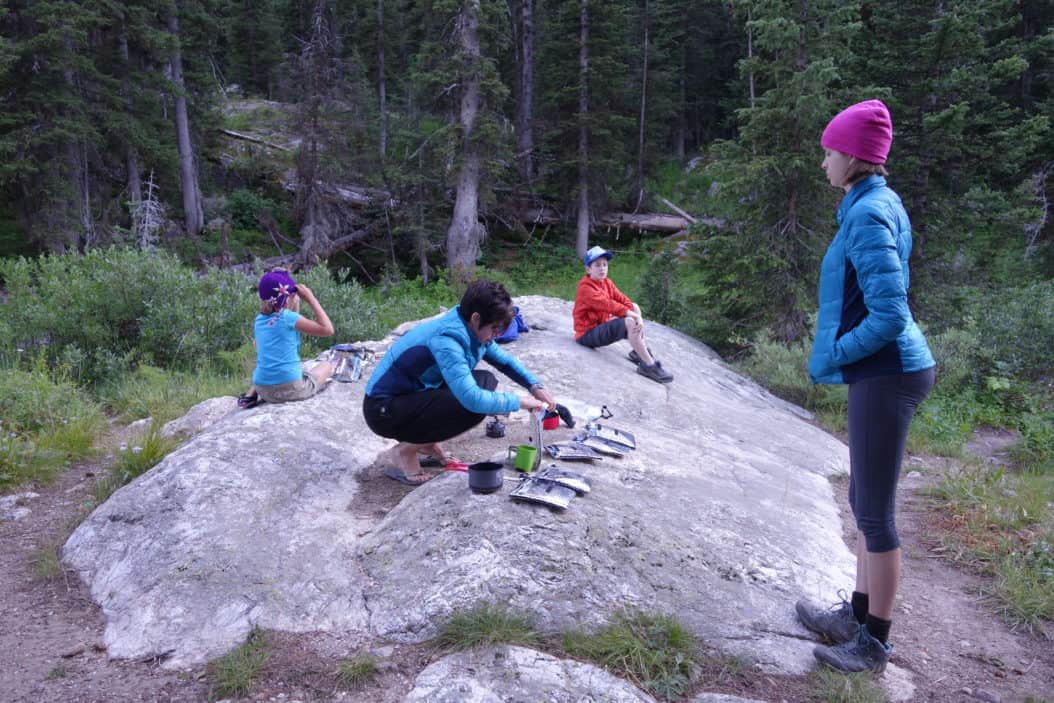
460 279 515 328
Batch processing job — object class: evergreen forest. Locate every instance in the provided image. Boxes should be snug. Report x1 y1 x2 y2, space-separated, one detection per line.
0 0 1053 640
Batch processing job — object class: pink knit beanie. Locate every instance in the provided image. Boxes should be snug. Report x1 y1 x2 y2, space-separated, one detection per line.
821 99 893 164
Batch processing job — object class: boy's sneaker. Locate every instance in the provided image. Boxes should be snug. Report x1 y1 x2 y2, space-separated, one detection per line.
626 348 654 365
814 624 892 673
795 592 858 643
637 361 673 383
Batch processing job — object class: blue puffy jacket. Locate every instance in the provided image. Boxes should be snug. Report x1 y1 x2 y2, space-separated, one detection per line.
808 175 934 385
365 306 538 414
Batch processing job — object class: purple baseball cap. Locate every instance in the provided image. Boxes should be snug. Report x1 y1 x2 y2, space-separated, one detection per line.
258 270 297 310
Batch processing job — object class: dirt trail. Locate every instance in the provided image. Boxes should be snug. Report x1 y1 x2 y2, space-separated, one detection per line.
1 438 1051 702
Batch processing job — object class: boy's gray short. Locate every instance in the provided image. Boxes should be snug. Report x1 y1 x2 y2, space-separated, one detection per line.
256 371 324 404
576 317 628 349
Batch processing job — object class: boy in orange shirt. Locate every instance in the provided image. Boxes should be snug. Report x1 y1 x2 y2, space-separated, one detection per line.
572 246 673 383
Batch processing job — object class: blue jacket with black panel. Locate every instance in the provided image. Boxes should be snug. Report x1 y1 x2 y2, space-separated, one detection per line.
365 306 538 414
808 175 935 385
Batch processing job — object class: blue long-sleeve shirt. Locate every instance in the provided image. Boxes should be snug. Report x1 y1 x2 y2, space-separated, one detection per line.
365 306 539 414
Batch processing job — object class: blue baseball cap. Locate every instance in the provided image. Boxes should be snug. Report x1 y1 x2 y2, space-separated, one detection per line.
583 246 613 266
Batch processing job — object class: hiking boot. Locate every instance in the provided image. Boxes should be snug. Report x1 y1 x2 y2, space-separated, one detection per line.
814 624 892 674
627 348 654 365
795 592 858 643
637 360 673 383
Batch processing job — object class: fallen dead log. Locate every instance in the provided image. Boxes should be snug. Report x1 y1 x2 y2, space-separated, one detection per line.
220 128 291 151
597 212 690 233
227 227 371 274
281 173 398 209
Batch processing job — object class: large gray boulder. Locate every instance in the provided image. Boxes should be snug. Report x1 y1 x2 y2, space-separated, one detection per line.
63 296 852 673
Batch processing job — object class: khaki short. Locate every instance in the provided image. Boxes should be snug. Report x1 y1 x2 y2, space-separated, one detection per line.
256 371 324 404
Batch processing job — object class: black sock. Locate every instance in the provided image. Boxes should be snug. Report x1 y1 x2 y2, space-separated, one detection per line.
865 614 892 644
851 591 869 624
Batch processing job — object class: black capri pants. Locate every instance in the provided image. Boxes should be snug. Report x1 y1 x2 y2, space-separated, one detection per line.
362 370 499 444
847 366 935 553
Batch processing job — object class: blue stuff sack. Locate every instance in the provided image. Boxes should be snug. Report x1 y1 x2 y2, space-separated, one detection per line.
495 306 529 344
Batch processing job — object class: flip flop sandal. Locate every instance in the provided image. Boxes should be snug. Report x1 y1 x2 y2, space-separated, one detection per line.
418 455 468 469
237 394 261 409
383 467 433 486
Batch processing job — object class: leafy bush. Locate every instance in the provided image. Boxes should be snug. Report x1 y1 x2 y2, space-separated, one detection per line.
356 273 458 338
0 366 103 454
226 189 278 230
137 266 256 369
0 248 255 383
0 365 104 488
734 327 848 421
974 281 1054 381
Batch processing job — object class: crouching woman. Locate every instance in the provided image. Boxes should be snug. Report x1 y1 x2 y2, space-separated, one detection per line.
362 280 555 485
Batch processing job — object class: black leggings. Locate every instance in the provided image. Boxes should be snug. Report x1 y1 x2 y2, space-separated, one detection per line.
847 367 935 553
362 370 499 444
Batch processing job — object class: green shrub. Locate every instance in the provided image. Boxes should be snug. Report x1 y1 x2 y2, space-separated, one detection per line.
227 189 278 230
736 328 848 418
481 241 583 300
356 273 458 338
0 366 104 488
928 326 988 396
296 267 401 345
0 248 255 383
1012 411 1054 474
974 281 1054 381
0 433 63 489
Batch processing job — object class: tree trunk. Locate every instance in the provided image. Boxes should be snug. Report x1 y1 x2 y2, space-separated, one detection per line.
118 24 142 206
295 0 332 263
747 7 756 110
675 9 686 160
65 39 93 251
445 0 485 280
514 0 535 182
635 0 649 210
168 2 203 237
575 0 590 258
377 0 387 160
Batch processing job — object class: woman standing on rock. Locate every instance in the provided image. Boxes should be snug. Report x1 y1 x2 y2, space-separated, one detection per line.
794 100 936 673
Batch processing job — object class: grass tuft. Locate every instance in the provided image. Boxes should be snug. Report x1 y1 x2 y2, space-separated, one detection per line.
31 541 63 581
808 666 887 702
45 665 68 680
101 364 245 425
336 653 377 687
208 628 269 701
435 604 542 651
0 365 104 490
92 421 178 506
562 611 699 701
924 465 1054 633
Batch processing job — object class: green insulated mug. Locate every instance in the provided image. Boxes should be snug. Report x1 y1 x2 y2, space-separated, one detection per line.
507 444 538 472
